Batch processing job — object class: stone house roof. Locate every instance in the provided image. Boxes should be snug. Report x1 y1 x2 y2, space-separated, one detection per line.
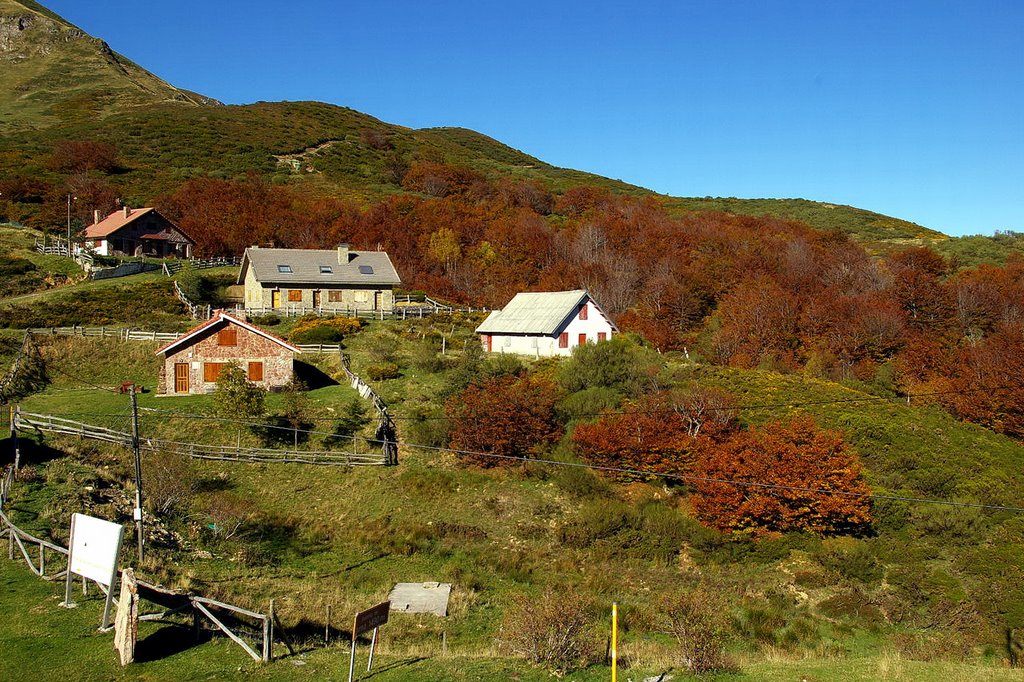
237 246 401 287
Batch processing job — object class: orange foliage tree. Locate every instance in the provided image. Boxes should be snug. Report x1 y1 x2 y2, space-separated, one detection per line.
446 374 562 467
690 416 872 536
571 390 736 480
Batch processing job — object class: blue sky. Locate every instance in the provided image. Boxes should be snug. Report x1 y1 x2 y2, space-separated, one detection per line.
45 1 1023 236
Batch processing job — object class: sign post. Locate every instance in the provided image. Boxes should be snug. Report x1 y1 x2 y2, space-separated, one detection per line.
62 512 125 630
349 601 390 682
611 602 618 682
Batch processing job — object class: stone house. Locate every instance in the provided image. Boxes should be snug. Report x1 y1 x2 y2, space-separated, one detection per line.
476 289 618 357
237 245 401 313
155 311 299 395
81 207 195 258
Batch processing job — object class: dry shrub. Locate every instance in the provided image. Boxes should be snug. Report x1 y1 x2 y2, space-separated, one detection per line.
661 586 737 674
498 587 599 675
143 451 198 516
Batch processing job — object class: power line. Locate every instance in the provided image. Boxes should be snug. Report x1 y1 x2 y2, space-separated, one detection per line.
23 408 1024 515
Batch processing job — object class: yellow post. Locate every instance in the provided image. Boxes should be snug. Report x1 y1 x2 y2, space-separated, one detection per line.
611 602 618 682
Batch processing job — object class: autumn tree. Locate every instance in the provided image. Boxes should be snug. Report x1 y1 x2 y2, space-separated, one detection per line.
690 416 872 536
570 390 734 479
48 140 120 174
446 373 562 466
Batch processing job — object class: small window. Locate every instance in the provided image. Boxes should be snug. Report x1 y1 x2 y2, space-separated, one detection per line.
248 361 264 382
288 289 303 302
203 362 225 383
358 265 374 275
558 332 568 348
217 327 238 346
578 333 587 346
277 265 292 273
579 305 588 321
328 290 344 302
320 265 333 274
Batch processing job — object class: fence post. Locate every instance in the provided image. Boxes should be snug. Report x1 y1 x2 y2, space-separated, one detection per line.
12 406 20 471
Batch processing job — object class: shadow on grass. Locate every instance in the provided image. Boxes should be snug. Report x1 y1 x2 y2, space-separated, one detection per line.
365 657 427 678
294 361 338 390
135 623 204 662
2 436 66 466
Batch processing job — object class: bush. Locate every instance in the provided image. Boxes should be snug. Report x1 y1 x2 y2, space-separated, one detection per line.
364 362 400 381
662 587 736 673
143 451 199 516
498 588 599 675
248 313 281 326
289 315 362 343
815 539 883 583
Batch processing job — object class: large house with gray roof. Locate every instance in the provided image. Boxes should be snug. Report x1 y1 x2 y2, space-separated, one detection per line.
475 289 617 357
237 245 401 313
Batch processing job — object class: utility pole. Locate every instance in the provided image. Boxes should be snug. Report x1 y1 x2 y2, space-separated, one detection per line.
129 388 144 562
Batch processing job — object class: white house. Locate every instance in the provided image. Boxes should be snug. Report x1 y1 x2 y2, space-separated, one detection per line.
475 289 617 357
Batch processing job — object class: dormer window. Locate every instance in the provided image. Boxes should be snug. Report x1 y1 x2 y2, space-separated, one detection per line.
320 265 333 274
277 265 292 273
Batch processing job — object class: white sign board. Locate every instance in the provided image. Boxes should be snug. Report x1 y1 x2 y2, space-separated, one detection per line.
69 513 124 585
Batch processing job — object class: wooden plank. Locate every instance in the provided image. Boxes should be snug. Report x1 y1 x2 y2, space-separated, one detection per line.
193 601 263 662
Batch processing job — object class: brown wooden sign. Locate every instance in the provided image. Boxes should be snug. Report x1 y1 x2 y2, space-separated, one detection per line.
352 601 390 639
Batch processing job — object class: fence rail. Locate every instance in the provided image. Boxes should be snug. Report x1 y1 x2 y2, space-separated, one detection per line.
173 280 212 320
13 410 387 467
163 256 242 276
339 353 398 466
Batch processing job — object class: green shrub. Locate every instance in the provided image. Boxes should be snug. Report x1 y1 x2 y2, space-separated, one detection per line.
557 386 622 422
248 313 281 326
497 588 600 675
815 539 883 584
661 586 736 673
290 325 345 344
364 362 400 381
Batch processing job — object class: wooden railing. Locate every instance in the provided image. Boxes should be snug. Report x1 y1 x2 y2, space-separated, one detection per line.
172 280 212 320
13 410 387 467
163 256 241 277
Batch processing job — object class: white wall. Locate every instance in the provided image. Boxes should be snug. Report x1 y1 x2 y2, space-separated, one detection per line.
484 299 615 357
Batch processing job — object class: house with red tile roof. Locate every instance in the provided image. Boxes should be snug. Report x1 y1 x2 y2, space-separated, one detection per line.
155 311 299 395
82 206 195 258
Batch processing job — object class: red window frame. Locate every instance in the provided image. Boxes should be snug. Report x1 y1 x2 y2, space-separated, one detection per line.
558 332 568 348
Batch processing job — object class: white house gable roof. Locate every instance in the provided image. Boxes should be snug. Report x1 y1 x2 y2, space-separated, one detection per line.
476 290 616 335
238 247 401 287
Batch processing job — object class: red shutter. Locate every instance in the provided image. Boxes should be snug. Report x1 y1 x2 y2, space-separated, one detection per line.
248 361 264 382
558 332 568 348
598 332 607 342
578 333 587 346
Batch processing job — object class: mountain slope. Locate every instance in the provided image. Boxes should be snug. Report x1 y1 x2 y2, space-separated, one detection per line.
0 0 214 133
0 0 945 245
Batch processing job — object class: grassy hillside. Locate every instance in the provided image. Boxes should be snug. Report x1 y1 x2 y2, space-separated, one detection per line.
0 0 213 133
0 1 945 245
5 320 1024 679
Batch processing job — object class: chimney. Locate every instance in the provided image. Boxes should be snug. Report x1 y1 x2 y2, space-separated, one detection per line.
123 206 130 219
93 209 101 224
337 244 350 264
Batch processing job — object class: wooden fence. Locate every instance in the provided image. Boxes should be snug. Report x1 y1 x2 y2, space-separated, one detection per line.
339 353 398 466
13 410 388 467
23 326 339 352
163 256 242 277
173 280 213 320
0 333 45 404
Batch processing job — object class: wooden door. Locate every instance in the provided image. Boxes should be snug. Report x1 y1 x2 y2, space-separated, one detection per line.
174 363 189 393
271 290 281 308
374 291 383 310
313 290 321 308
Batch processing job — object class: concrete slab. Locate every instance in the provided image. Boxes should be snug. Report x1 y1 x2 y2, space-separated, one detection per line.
387 582 452 616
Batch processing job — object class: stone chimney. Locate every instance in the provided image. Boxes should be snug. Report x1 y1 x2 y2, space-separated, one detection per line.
123 206 131 219
93 209 101 224
337 244 350 264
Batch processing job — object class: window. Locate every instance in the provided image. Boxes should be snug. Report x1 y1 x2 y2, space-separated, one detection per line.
288 289 303 302
578 333 587 346
277 264 292 273
203 362 225 383
247 362 264 382
598 332 607 342
355 291 369 303
217 327 237 346
358 265 374 275
558 332 568 348
579 305 588 320
328 290 344 302
320 265 333 274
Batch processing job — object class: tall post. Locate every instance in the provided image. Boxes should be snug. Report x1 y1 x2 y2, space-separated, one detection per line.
11 405 19 471
611 602 618 682
66 193 73 255
130 389 144 562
